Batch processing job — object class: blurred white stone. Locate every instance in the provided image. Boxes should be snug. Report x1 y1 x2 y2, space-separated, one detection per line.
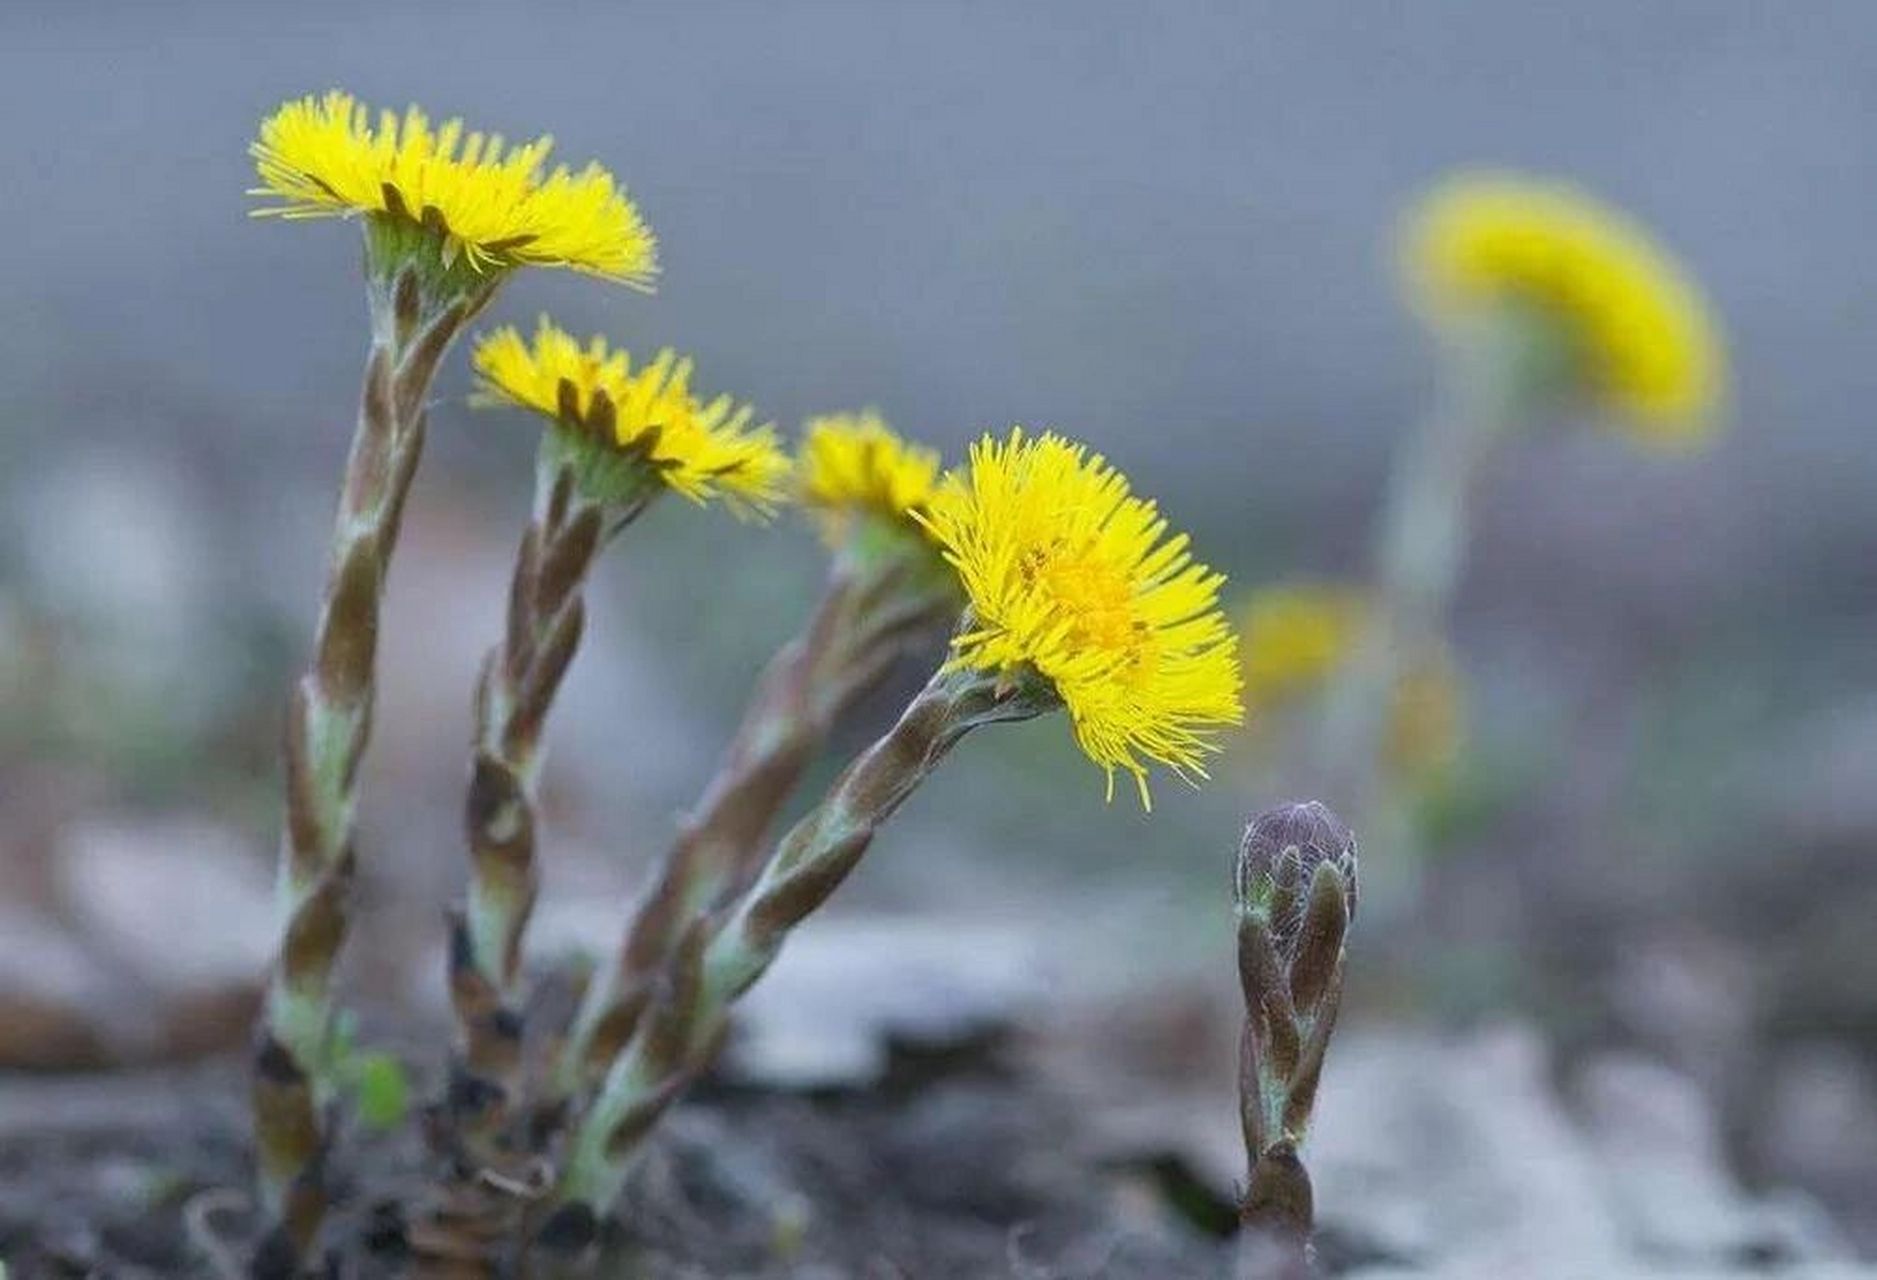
0 906 125 1066
1577 1052 1850 1265
16 449 214 709
724 915 1051 1089
1311 1024 1626 1273
56 816 274 1003
1764 1042 1877 1254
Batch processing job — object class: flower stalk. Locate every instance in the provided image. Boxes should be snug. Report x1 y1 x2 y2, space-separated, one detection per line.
558 536 957 1093
251 214 501 1265
1233 801 1358 1278
539 661 1054 1254
443 436 659 1157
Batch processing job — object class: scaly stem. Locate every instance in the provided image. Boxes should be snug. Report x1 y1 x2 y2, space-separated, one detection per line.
443 445 613 1149
544 663 1050 1245
250 216 498 1265
556 545 955 1096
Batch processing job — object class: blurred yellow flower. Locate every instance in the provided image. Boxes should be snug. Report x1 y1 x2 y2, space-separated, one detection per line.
919 429 1243 807
250 90 658 285
1402 172 1724 443
1383 651 1464 784
1240 583 1368 714
472 319 787 516
797 411 941 543
1239 583 1464 783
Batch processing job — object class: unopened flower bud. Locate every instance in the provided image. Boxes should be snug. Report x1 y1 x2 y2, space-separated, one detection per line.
1235 799 1359 960
1232 801 1358 1262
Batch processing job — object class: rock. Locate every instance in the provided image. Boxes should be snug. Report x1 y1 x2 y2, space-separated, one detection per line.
0 906 119 1068
1576 1052 1852 1266
54 816 274 1058
724 915 1051 1090
1762 1042 1877 1256
522 902 1051 1091
1311 1024 1625 1273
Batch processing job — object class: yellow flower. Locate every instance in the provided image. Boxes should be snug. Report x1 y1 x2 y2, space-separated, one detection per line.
1240 583 1368 714
1384 651 1464 784
472 318 788 516
1401 172 1724 443
1238 582 1465 782
918 429 1243 807
797 411 941 543
250 90 657 285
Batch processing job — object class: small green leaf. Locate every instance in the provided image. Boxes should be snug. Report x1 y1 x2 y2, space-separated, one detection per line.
354 1052 411 1132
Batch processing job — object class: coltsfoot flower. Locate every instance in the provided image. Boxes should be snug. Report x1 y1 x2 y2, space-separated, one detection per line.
250 90 657 285
798 410 942 544
1401 172 1725 442
556 431 1244 1220
1240 582 1464 783
1240 583 1368 714
472 318 788 515
918 429 1244 806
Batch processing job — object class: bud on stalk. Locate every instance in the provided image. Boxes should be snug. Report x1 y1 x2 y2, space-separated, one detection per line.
1232 801 1357 1275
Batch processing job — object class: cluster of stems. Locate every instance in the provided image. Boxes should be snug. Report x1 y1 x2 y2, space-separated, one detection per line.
413 493 960 1269
557 538 956 1094
541 662 1054 1254
251 216 500 1269
252 206 1056 1280
1232 800 1358 1280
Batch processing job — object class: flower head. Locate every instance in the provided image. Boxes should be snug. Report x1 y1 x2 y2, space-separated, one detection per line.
1240 583 1368 714
472 318 788 516
251 90 657 285
1401 172 1724 443
1383 651 1464 784
797 411 941 544
918 429 1243 807
1238 582 1464 782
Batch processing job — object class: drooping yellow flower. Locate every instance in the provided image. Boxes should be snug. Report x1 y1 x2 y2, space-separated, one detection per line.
918 429 1243 807
250 90 657 285
797 411 941 543
472 319 788 516
1401 172 1724 443
1240 583 1368 714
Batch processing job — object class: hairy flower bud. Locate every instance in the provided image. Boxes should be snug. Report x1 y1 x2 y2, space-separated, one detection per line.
1234 800 1359 956
1233 801 1358 1267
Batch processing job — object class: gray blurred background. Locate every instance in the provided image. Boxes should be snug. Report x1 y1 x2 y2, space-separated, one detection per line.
3 0 1875 1264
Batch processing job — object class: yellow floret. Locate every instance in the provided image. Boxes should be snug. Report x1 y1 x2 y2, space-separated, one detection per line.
918 429 1243 807
251 90 657 285
797 411 941 543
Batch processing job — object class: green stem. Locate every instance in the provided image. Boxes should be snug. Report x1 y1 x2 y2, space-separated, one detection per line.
1311 303 1562 860
555 542 956 1096
555 662 1050 1218
447 436 664 1152
250 215 499 1259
